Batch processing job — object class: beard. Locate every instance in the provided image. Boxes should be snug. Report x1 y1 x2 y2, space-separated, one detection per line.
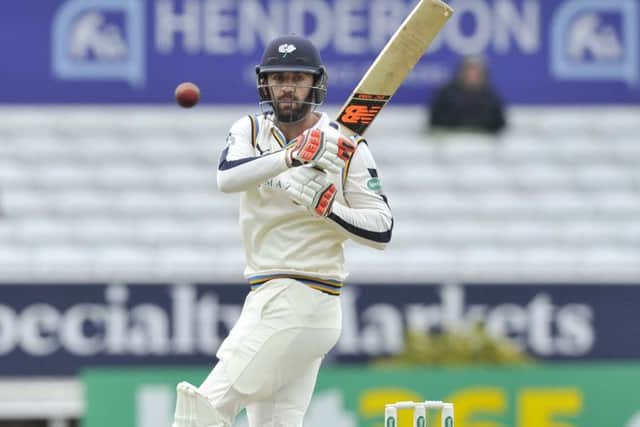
269 86 313 123
274 97 309 122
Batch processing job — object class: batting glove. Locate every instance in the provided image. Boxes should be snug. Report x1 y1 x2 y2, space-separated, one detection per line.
286 127 355 173
286 166 337 217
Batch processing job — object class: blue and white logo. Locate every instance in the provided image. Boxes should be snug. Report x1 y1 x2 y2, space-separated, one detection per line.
52 0 146 87
551 0 639 84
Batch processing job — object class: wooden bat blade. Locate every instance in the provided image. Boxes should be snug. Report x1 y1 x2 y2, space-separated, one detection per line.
336 0 454 136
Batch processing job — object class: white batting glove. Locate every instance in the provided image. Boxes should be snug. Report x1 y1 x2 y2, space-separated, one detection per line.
286 166 337 217
286 127 355 174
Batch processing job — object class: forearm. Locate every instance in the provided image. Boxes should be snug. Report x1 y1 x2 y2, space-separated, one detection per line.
217 149 289 193
327 201 393 250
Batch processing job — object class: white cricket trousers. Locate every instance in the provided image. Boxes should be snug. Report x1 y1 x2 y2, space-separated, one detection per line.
198 278 342 427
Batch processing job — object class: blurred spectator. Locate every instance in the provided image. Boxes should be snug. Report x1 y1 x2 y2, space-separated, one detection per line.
429 56 506 134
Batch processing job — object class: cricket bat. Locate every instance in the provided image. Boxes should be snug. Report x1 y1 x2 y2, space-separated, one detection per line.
335 0 454 137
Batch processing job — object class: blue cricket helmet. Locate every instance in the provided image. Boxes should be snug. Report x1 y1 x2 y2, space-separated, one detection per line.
256 35 328 111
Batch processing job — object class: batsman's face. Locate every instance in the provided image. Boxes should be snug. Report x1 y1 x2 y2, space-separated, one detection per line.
267 72 314 113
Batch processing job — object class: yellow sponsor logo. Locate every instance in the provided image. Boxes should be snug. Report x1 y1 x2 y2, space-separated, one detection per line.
359 387 582 427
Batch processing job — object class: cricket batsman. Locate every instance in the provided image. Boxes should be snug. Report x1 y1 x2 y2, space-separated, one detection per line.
172 34 393 427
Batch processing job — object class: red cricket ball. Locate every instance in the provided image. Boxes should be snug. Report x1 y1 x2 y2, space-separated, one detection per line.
175 82 200 108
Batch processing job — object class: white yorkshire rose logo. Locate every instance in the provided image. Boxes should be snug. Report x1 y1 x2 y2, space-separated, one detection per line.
278 43 296 57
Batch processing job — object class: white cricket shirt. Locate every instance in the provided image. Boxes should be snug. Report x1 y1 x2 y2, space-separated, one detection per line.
217 112 393 295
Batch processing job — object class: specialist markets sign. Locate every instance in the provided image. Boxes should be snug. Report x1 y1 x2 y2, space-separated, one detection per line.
0 283 638 375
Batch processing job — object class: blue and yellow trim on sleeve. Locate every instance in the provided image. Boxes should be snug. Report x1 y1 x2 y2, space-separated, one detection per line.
270 127 287 148
249 274 343 296
248 115 258 148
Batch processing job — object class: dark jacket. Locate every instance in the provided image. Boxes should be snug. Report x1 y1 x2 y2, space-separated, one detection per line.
429 81 506 134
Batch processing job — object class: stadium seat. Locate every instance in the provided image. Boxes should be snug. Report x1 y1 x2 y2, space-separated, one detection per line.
0 223 14 242
154 165 216 190
550 138 610 163
495 220 561 246
0 107 638 282
52 190 117 216
574 165 633 192
452 164 511 191
579 247 640 279
92 164 157 189
92 245 156 278
34 163 96 189
2 190 52 216
456 245 521 278
497 136 554 164
511 164 575 191
0 161 33 188
385 165 453 191
518 246 582 279
528 192 594 219
7 136 71 163
428 133 497 164
32 245 97 279
70 138 131 162
558 220 619 246
72 218 137 244
593 192 640 219
12 218 75 244
114 191 172 216
0 245 33 278
609 139 640 165
154 246 245 280
472 191 534 219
